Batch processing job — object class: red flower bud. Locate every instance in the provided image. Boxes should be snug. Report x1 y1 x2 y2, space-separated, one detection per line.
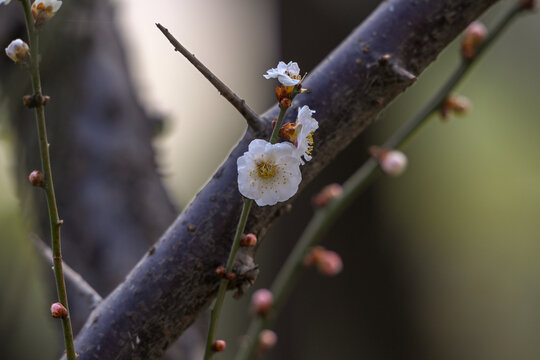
28 170 45 187
50 302 68 319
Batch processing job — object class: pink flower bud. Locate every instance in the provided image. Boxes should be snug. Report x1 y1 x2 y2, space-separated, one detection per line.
312 183 343 207
316 250 343 276
212 339 226 352
462 22 487 60
304 247 343 276
258 329 278 352
5 39 30 64
28 170 45 187
240 233 257 247
379 150 408 177
251 288 273 316
50 302 67 319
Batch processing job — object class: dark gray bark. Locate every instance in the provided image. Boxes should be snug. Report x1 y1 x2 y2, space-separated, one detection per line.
66 0 498 359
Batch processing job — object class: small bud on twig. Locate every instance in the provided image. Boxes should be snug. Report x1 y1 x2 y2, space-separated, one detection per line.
258 329 278 353
23 94 51 108
212 339 226 352
251 288 273 316
50 302 68 319
32 0 63 28
370 146 408 177
461 21 487 60
215 266 226 278
28 170 45 187
312 183 343 207
5 39 30 64
441 94 472 119
303 246 343 276
225 272 236 281
240 233 257 247
279 98 291 109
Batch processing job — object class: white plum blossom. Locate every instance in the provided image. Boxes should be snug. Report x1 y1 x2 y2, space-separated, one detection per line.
293 105 318 164
263 61 301 87
0 0 12 6
32 0 62 26
5 39 30 63
237 139 302 206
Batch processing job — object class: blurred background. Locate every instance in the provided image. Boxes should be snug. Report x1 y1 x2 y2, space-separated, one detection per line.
1 0 540 359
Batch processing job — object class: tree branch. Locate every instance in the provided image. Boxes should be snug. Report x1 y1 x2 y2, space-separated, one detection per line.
70 0 499 359
156 23 264 131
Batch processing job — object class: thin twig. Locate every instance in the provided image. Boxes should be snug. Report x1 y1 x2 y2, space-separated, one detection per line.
203 197 253 360
156 23 264 131
234 3 528 359
30 234 102 309
20 0 77 358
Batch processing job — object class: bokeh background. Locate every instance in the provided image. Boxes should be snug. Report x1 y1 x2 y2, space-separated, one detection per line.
1 0 540 359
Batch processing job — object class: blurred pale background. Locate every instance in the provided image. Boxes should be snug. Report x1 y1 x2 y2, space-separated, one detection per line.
1 1 540 359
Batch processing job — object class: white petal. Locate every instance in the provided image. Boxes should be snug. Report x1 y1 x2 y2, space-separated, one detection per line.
286 62 300 76
277 75 300 87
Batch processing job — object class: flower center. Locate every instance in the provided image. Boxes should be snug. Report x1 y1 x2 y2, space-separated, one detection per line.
256 161 277 179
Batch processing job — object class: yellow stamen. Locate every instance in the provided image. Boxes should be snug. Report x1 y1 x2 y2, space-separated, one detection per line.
256 161 277 179
306 131 315 156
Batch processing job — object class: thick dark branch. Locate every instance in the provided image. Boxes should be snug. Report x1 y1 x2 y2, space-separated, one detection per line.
156 23 264 131
71 1 498 359
31 234 102 309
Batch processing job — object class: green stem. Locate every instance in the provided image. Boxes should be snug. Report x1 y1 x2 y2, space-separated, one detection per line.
234 3 526 360
269 107 287 144
203 198 253 360
20 1 76 359
204 86 298 358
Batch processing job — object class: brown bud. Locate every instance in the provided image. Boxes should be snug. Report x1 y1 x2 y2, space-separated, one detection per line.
212 340 226 352
258 330 278 353
22 94 50 108
240 233 257 247
278 122 296 142
28 170 45 187
271 117 278 129
441 94 472 119
50 302 68 319
461 21 487 60
215 266 227 278
279 98 291 109
275 85 289 102
312 183 343 207
226 272 236 281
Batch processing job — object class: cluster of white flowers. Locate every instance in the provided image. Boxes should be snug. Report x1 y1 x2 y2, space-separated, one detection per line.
237 62 319 206
4 1 62 64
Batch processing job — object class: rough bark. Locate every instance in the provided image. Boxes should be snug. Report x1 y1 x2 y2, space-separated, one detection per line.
64 0 499 359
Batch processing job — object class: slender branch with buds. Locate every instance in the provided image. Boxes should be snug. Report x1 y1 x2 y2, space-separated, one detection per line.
235 3 532 358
